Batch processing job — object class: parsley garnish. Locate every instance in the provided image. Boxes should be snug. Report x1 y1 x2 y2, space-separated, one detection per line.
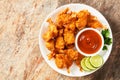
102 29 112 50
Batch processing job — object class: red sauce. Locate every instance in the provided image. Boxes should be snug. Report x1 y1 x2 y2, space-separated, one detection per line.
78 30 102 54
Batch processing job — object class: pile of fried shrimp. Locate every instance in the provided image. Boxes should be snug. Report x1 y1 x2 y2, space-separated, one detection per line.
42 8 103 72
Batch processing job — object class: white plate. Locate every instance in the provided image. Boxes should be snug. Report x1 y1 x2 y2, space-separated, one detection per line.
39 4 113 77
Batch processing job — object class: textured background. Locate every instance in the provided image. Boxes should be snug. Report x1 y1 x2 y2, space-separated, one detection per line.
0 0 120 80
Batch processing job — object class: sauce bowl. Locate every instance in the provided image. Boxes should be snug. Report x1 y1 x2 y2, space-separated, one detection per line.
75 28 104 56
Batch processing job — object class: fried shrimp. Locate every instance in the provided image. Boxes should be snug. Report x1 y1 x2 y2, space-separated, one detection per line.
43 8 104 72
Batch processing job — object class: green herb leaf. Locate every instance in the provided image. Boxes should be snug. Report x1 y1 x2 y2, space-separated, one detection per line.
103 45 108 50
104 37 112 45
102 29 110 38
101 29 112 51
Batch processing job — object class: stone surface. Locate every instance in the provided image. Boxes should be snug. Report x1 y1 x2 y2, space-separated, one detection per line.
0 0 120 80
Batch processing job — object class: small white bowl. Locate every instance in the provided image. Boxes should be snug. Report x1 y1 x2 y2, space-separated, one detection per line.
75 28 104 56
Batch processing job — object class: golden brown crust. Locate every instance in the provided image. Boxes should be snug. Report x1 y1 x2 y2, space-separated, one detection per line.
45 39 55 51
64 31 75 45
87 15 103 28
55 36 65 49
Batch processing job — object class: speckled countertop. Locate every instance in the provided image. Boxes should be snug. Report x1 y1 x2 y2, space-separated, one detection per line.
0 0 120 80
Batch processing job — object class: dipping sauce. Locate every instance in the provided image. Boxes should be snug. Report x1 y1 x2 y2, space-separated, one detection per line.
77 30 102 54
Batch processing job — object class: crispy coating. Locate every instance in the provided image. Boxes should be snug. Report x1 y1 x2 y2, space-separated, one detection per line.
66 44 74 49
47 51 56 60
48 19 58 37
43 19 58 41
55 54 73 69
75 54 84 66
56 8 77 28
76 10 90 30
57 49 66 54
64 31 75 45
55 54 66 68
42 31 53 41
66 49 79 60
87 15 103 28
45 40 55 51
55 36 65 49
64 22 76 32
58 29 64 36
64 54 73 68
